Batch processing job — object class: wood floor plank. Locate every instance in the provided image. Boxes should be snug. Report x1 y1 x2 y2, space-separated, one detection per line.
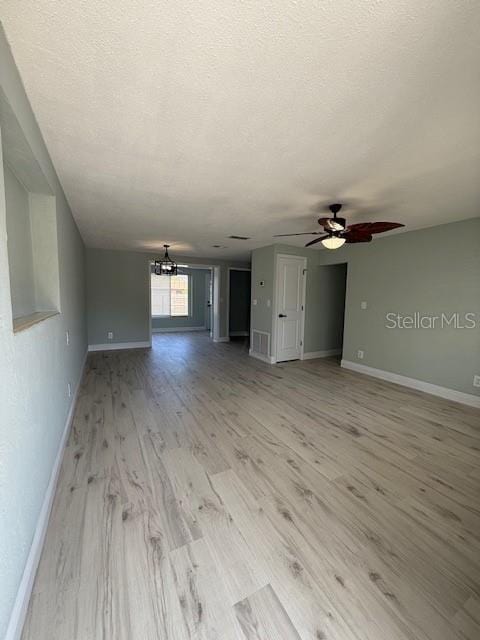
169 538 244 639
21 333 480 640
452 596 480 640
234 584 302 639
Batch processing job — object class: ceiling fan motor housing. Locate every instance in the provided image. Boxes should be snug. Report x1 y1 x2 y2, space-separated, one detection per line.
328 217 346 231
323 203 346 230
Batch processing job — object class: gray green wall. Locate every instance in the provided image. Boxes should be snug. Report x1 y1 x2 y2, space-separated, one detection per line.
340 218 479 395
86 248 249 345
152 267 209 331
0 27 87 638
251 217 480 396
87 249 150 345
250 244 275 334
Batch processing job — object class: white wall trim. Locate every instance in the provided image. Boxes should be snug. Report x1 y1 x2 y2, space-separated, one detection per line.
213 336 230 343
341 360 480 409
302 348 342 360
229 330 249 337
5 349 88 640
88 341 151 352
152 326 206 333
249 348 276 364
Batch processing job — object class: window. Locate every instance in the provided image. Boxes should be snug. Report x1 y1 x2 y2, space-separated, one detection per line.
151 273 190 317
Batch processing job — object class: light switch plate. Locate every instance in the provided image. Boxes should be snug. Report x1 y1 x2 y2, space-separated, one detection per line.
361 301 367 310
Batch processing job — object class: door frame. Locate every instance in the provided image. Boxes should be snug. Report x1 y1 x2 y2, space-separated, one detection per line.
272 253 307 363
205 271 213 337
148 261 219 342
226 267 252 338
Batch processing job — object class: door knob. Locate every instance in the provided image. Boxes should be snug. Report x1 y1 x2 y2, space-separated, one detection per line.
278 313 287 318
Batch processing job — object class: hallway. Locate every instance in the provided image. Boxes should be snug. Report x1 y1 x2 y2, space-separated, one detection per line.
23 334 480 639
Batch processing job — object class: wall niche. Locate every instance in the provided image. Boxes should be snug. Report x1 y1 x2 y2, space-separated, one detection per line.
1 89 60 332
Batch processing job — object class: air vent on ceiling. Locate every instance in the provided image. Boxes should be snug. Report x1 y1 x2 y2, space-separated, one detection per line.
228 235 251 240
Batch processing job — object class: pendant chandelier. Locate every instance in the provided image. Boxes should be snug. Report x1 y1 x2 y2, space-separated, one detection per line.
154 244 177 276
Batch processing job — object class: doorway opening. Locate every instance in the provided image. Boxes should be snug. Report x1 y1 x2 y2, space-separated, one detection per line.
227 267 251 346
307 262 347 362
149 263 219 341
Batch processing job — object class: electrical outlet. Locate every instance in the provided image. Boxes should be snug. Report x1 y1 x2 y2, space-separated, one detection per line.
266 299 271 307
107 331 113 340
67 382 72 398
357 350 364 359
474 375 480 388
361 301 367 310
252 299 257 306
66 330 70 345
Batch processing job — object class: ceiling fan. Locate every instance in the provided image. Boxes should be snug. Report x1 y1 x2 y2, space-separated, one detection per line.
274 203 404 249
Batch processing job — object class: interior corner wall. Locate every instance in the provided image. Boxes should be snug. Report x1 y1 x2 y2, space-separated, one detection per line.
86 248 250 347
251 217 480 397
0 26 87 639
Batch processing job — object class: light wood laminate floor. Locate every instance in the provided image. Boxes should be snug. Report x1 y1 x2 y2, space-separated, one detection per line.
23 333 480 640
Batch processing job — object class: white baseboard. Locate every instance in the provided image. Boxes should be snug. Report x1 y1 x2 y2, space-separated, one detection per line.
249 349 276 364
302 349 342 360
341 360 480 409
229 331 249 337
213 337 230 343
152 326 206 333
88 341 151 352
5 350 88 640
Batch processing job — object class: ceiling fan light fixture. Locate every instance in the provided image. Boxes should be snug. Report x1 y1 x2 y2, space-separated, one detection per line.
321 235 346 250
154 244 178 276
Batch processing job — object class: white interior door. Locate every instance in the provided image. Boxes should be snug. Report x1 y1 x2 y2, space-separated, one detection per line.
275 255 305 362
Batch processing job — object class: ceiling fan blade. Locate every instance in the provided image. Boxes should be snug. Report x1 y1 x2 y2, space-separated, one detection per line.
367 222 404 234
344 232 372 243
346 221 404 234
305 235 328 247
273 231 321 237
345 222 372 233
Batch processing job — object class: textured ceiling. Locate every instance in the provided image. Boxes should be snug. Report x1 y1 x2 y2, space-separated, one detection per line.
1 1 479 260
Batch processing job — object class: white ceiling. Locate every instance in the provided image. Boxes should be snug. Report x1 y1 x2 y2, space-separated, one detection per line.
1 1 479 260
